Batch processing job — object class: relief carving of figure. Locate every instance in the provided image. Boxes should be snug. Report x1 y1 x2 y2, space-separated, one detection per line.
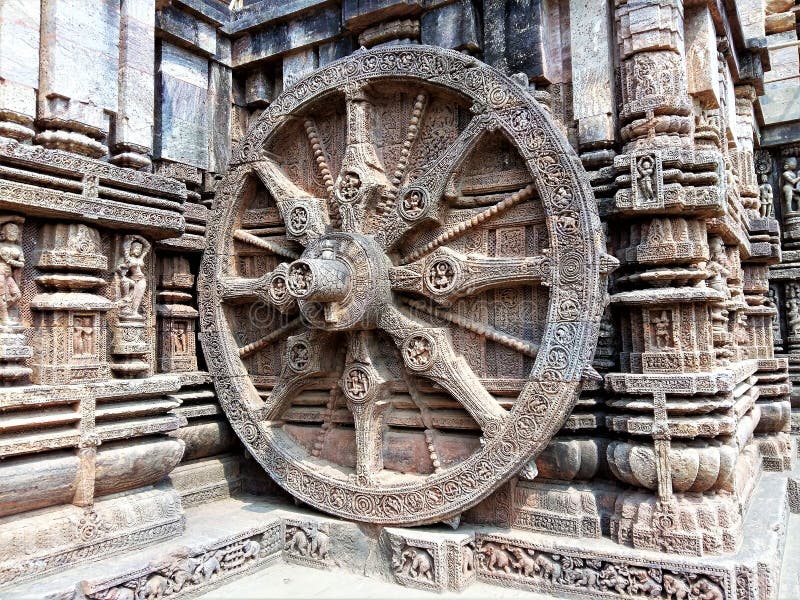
507 547 536 577
599 564 629 594
286 526 308 554
628 567 662 596
786 284 800 336
636 156 657 203
117 235 151 319
781 157 800 216
759 180 774 218
768 287 781 341
402 190 425 218
171 322 188 354
427 260 455 292
395 546 434 581
344 367 369 399
690 579 724 600
662 573 691 600
706 237 731 341
461 543 475 576
285 524 330 560
0 217 24 327
72 316 94 356
478 543 512 574
403 336 433 369
651 311 672 350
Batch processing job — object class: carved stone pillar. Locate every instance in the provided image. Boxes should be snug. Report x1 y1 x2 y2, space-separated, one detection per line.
157 255 198 373
734 86 760 216
110 234 153 378
36 0 121 158
768 144 800 454
110 0 155 169
605 0 757 556
31 223 112 384
0 0 40 142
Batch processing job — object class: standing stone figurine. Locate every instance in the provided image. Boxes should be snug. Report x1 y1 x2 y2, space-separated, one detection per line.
781 157 800 216
117 235 151 319
759 179 774 218
0 216 25 327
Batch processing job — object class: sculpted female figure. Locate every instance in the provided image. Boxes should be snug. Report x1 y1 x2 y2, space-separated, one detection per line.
0 217 25 327
781 157 800 216
118 235 151 318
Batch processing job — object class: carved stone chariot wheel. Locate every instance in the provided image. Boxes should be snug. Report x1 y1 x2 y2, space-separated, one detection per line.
200 46 612 525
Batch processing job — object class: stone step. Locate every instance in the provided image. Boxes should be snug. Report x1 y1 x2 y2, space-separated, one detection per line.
4 470 798 600
4 496 286 600
196 561 555 600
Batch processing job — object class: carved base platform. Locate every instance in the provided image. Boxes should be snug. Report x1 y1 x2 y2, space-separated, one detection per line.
165 454 243 508
3 471 794 600
0 487 184 588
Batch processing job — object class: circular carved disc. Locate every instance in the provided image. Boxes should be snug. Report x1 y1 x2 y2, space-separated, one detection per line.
199 46 609 525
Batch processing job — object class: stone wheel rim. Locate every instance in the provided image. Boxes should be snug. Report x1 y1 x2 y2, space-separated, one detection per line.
199 45 609 525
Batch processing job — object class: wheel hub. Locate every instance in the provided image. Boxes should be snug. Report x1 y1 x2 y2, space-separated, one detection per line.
287 232 391 331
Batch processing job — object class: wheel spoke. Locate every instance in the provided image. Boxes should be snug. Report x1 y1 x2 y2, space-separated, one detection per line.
303 118 336 197
261 329 340 421
400 183 536 263
390 246 552 306
339 332 393 485
238 316 302 359
233 229 300 261
332 83 391 233
374 91 428 220
220 262 297 313
378 305 507 438
251 157 329 245
401 297 539 358
376 114 493 250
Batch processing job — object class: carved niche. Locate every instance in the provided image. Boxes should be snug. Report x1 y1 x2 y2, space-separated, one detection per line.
199 46 613 525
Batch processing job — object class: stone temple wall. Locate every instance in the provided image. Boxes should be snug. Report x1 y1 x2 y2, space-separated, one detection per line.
0 0 798 598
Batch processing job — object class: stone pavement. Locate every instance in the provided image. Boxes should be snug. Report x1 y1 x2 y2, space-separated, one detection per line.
197 562 551 599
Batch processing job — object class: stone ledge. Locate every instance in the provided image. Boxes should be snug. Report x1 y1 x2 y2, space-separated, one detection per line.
2 471 795 599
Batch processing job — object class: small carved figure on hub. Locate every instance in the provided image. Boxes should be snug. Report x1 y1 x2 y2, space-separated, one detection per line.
344 367 370 400
288 206 309 234
270 276 288 302
288 341 310 371
401 189 426 219
288 263 312 296
403 335 434 370
339 172 362 201
0 216 24 327
426 259 456 293
117 235 151 320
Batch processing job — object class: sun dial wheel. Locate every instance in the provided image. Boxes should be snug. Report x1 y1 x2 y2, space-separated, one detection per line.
199 45 613 525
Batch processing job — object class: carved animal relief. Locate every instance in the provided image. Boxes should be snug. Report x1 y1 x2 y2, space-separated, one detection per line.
200 46 611 525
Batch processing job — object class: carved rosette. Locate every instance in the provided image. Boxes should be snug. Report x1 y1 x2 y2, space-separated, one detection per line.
199 46 612 525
